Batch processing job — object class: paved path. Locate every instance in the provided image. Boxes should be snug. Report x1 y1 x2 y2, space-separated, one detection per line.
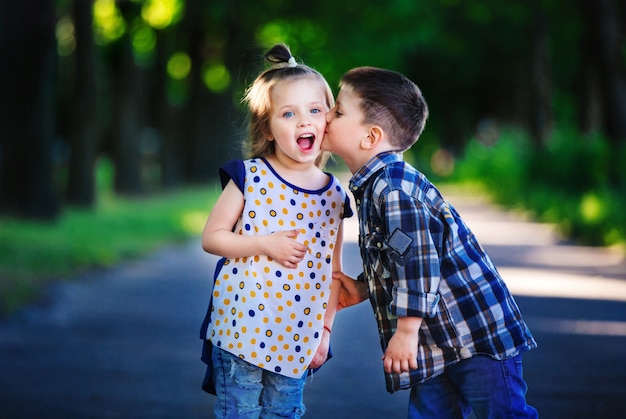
0 186 625 418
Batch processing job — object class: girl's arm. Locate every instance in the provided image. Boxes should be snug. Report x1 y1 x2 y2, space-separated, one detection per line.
309 221 344 369
201 180 308 269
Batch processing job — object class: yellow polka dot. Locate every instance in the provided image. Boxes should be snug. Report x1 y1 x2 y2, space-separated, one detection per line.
249 210 256 218
266 330 273 337
268 182 274 188
271 345 277 352
288 355 294 361
255 199 261 206
248 186 254 192
316 314 322 320
293 368 299 375
275 317 282 324
304 308 311 315
279 194 285 200
263 317 269 324
282 208 289 215
251 352 257 358
286 326 293 332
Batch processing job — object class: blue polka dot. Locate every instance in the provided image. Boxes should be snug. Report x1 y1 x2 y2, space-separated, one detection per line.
276 271 282 277
321 240 326 247
290 199 296 206
248 310 255 317
274 366 282 373
295 345 301 352
321 199 326 205
245 224 251 231
233 267 238 274
232 320 236 326
314 331 319 338
310 272 316 279
316 232 321 238
298 321 304 328
309 223 314 229
295 295 301 302
260 342 266 348
253 176 260 183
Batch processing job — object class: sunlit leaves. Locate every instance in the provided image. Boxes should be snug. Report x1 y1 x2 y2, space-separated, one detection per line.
93 0 126 45
203 64 231 93
131 20 157 63
56 16 75 56
141 0 184 29
167 52 191 80
255 20 327 52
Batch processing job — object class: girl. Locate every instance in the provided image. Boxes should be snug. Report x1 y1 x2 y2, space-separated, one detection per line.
199 44 352 418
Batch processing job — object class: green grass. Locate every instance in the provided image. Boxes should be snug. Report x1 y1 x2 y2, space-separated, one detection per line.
0 183 221 316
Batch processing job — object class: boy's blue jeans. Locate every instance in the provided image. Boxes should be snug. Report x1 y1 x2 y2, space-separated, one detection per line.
408 354 538 419
211 346 307 419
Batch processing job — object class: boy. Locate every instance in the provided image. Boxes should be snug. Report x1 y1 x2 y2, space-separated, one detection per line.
322 66 538 418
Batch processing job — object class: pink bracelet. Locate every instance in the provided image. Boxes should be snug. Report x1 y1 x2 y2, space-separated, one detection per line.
323 325 332 334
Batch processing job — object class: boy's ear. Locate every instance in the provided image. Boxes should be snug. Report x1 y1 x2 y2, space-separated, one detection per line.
361 126 384 149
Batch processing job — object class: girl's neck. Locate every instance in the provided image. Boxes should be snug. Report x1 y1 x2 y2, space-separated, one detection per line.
264 155 329 191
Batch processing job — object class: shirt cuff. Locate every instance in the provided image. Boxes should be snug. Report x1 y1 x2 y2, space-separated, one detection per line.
391 287 439 318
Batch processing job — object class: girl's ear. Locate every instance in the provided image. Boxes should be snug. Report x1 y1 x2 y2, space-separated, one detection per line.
361 126 384 149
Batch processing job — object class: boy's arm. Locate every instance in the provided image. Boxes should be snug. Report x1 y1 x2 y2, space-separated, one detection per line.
382 316 421 374
202 180 308 269
310 222 344 369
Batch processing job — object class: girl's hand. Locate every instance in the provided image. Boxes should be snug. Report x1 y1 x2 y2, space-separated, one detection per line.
266 230 307 269
309 327 330 369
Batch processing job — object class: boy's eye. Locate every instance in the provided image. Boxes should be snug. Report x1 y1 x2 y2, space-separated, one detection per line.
283 111 294 118
334 110 343 117
311 108 321 114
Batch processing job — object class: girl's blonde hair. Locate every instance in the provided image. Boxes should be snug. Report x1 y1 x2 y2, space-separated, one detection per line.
242 44 333 168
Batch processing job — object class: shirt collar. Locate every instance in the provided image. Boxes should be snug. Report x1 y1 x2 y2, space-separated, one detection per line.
349 151 403 193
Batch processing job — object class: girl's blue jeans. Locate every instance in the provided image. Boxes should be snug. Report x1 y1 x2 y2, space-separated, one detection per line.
211 346 307 418
408 354 538 419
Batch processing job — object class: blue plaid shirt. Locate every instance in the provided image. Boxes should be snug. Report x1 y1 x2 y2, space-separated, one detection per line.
349 151 537 393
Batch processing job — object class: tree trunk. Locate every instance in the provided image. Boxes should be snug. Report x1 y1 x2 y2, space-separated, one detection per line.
0 0 60 220
529 0 553 147
110 8 143 196
588 0 626 143
67 0 97 207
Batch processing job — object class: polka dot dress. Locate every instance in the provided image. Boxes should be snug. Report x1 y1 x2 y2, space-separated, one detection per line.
207 158 351 378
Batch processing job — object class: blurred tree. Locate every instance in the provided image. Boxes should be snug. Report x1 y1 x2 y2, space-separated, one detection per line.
0 0 60 220
67 0 97 206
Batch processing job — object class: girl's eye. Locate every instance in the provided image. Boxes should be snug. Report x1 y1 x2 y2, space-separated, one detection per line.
311 108 321 114
283 111 294 118
334 110 343 117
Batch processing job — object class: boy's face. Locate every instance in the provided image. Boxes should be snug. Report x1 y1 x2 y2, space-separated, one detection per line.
322 87 369 165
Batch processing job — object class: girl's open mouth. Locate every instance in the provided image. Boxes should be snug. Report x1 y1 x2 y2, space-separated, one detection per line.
297 134 315 151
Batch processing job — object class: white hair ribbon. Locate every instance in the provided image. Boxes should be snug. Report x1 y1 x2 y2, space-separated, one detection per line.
287 56 297 67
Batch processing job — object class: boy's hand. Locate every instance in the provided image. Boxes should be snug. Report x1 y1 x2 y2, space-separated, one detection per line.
382 317 421 374
333 271 368 310
266 230 307 269
309 327 331 369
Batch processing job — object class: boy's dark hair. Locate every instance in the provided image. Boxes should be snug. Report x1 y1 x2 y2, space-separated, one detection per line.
340 67 428 151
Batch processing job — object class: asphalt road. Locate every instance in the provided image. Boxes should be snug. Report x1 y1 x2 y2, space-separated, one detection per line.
1 187 625 418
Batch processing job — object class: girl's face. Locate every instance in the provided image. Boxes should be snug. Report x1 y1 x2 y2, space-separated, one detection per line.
268 77 328 167
323 86 369 166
